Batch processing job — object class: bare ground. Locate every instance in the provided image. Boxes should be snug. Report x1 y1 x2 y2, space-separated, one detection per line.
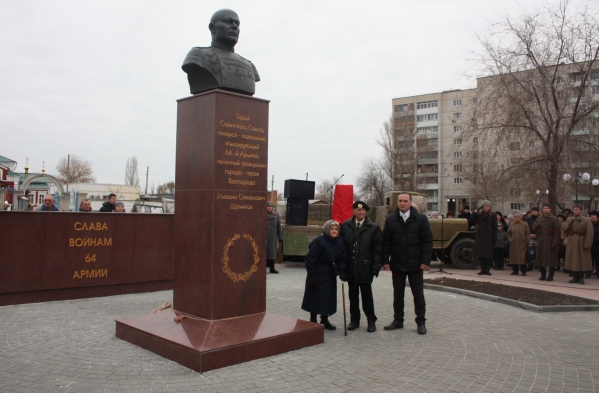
424 277 599 306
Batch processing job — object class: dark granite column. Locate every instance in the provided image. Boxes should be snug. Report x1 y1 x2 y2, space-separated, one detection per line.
116 90 323 373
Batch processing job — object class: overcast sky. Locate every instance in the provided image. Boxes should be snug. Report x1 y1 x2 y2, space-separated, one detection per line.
2 0 567 194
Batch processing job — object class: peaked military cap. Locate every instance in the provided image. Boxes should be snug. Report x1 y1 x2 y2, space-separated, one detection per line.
353 201 370 211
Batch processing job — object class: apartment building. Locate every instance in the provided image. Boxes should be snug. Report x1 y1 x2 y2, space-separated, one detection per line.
392 66 599 215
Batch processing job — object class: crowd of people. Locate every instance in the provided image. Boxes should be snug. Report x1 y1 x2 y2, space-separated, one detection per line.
27 193 128 213
465 202 598 284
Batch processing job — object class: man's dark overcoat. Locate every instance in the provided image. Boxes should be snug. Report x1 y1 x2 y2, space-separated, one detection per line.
339 217 383 284
533 214 561 268
267 211 282 260
301 233 346 316
470 211 498 259
383 206 433 271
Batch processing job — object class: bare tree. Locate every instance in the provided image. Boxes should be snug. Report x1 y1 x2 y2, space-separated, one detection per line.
389 111 422 192
157 181 175 194
315 176 342 201
124 156 140 186
473 0 599 211
356 157 390 206
54 155 96 183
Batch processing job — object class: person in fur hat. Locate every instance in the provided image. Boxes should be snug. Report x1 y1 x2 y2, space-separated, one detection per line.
533 204 561 281
562 204 594 284
470 200 497 275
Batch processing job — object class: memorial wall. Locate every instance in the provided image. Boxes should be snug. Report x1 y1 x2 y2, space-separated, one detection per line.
0 211 173 305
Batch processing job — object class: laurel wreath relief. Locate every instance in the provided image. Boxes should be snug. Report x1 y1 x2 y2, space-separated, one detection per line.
221 233 260 282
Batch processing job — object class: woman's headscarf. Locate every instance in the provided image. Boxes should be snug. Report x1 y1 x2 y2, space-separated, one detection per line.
323 220 339 235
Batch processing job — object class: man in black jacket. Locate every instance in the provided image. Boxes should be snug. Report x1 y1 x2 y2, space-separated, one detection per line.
382 193 433 335
99 194 117 212
590 210 599 279
470 201 498 275
339 201 383 333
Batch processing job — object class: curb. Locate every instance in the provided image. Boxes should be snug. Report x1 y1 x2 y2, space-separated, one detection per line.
423 283 599 312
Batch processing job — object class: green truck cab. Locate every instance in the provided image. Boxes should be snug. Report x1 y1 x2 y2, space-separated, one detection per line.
428 218 477 269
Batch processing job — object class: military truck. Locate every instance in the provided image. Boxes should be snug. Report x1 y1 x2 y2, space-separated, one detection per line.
429 218 477 269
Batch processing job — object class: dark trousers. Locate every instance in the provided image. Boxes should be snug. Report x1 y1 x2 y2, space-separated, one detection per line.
479 257 493 271
267 259 276 271
391 270 426 324
493 248 505 269
348 282 376 323
512 264 527 274
592 251 599 274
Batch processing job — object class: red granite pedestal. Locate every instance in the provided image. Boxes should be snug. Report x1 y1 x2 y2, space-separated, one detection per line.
116 90 323 372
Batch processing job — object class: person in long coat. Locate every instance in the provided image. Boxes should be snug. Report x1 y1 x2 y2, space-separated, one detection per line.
562 204 594 284
266 202 282 274
470 201 497 275
507 213 531 275
533 204 562 281
301 220 346 330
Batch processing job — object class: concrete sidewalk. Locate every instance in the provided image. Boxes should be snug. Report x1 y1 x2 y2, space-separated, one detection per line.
1 263 599 392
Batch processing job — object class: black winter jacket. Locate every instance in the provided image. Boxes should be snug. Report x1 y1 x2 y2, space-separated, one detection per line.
592 222 599 252
99 201 115 212
339 216 383 284
382 207 433 272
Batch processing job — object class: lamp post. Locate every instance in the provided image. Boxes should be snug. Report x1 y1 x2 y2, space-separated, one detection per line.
563 172 590 206
535 189 549 206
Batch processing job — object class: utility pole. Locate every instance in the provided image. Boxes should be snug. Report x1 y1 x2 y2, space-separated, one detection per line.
145 166 149 195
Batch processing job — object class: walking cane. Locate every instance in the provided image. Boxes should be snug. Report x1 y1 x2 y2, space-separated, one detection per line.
341 282 347 336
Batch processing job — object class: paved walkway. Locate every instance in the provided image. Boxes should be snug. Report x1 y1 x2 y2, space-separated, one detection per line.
424 261 599 301
1 264 599 392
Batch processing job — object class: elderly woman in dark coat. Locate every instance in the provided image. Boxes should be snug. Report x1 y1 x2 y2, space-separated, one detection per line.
301 220 346 330
508 213 531 275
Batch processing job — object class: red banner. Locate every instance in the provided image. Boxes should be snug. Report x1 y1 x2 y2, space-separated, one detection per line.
332 184 354 224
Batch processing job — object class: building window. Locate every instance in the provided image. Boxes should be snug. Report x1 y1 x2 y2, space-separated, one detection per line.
454 151 463 158
428 138 438 146
417 126 438 134
571 73 583 83
453 112 462 120
510 128 519 135
454 164 462 172
454 126 462 132
394 103 413 112
529 141 534 149
453 178 463 184
454 139 462 145
592 86 599 95
473 137 479 144
511 203 525 210
473 124 479 130
416 100 438 109
473 98 478 104
428 203 439 211
425 190 439 197
473 111 477 118
453 99 462 107
510 157 521 165
509 142 521 151
473 164 479 171
511 188 521 196
592 71 599 80
417 113 438 121
473 151 479 158
38 194 45 204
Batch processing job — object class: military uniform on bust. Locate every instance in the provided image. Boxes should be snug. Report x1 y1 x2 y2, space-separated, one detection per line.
339 201 383 333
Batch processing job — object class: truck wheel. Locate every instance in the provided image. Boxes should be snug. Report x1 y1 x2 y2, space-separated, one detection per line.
449 238 478 269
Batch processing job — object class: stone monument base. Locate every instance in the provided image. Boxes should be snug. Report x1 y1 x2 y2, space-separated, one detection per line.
116 310 323 372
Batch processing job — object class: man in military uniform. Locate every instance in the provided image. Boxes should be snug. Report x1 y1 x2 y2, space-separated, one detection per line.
266 202 282 274
562 204 594 284
339 201 383 333
182 9 260 96
470 201 497 275
533 204 561 281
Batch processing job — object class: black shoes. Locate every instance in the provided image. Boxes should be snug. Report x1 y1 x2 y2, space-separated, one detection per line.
568 277 578 284
309 313 317 323
417 324 427 335
510 272 518 275
484 270 492 276
539 275 546 281
546 275 554 282
384 320 404 330
347 322 359 331
269 269 279 274
320 316 336 330
367 321 376 333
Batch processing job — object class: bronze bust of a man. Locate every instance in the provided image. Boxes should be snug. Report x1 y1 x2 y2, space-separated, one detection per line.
182 9 260 96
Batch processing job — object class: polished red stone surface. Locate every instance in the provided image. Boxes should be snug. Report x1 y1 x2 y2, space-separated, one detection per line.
173 90 269 320
0 212 173 305
116 310 324 372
